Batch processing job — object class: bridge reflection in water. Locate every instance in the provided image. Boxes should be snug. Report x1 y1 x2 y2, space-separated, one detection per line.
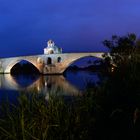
0 74 81 99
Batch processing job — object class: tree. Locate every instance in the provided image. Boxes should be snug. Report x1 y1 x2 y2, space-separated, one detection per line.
102 33 138 66
136 38 140 53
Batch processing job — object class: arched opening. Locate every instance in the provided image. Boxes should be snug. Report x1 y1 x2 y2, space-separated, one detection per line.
10 60 40 75
63 56 102 90
49 50 54 54
47 57 52 65
10 60 40 88
57 57 61 63
64 56 102 73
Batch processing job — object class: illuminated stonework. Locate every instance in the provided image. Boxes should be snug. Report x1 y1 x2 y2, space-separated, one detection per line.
0 53 104 74
44 40 62 54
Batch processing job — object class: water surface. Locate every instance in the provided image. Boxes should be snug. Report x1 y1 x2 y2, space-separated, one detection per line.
0 70 100 103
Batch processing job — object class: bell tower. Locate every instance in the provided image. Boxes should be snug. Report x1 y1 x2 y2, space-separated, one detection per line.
47 40 55 47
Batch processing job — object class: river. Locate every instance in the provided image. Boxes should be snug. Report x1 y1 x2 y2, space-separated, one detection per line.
0 70 100 103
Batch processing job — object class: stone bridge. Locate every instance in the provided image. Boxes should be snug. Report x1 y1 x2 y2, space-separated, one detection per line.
0 53 104 74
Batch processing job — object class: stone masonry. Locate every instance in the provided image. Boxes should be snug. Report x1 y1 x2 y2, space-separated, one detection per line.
0 53 104 74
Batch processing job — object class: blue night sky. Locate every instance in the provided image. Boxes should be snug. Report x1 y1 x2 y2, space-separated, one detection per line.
0 0 140 57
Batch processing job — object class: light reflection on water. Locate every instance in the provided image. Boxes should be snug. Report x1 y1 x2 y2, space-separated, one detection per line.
0 70 100 102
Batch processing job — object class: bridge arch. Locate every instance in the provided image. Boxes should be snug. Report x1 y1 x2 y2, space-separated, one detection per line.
5 59 41 74
61 55 103 73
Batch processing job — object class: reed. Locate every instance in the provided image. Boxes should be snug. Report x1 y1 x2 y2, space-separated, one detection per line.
0 90 101 140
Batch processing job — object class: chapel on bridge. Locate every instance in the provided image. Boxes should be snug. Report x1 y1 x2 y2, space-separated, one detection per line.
44 40 62 54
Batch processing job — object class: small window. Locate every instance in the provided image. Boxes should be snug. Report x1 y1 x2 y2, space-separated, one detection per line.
47 57 52 65
57 57 61 63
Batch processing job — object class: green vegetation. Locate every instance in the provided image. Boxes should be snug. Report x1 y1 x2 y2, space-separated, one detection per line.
102 33 140 67
0 33 140 140
0 92 102 140
103 33 137 54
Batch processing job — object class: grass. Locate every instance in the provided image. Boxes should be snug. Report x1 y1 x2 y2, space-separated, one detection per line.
0 91 102 140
